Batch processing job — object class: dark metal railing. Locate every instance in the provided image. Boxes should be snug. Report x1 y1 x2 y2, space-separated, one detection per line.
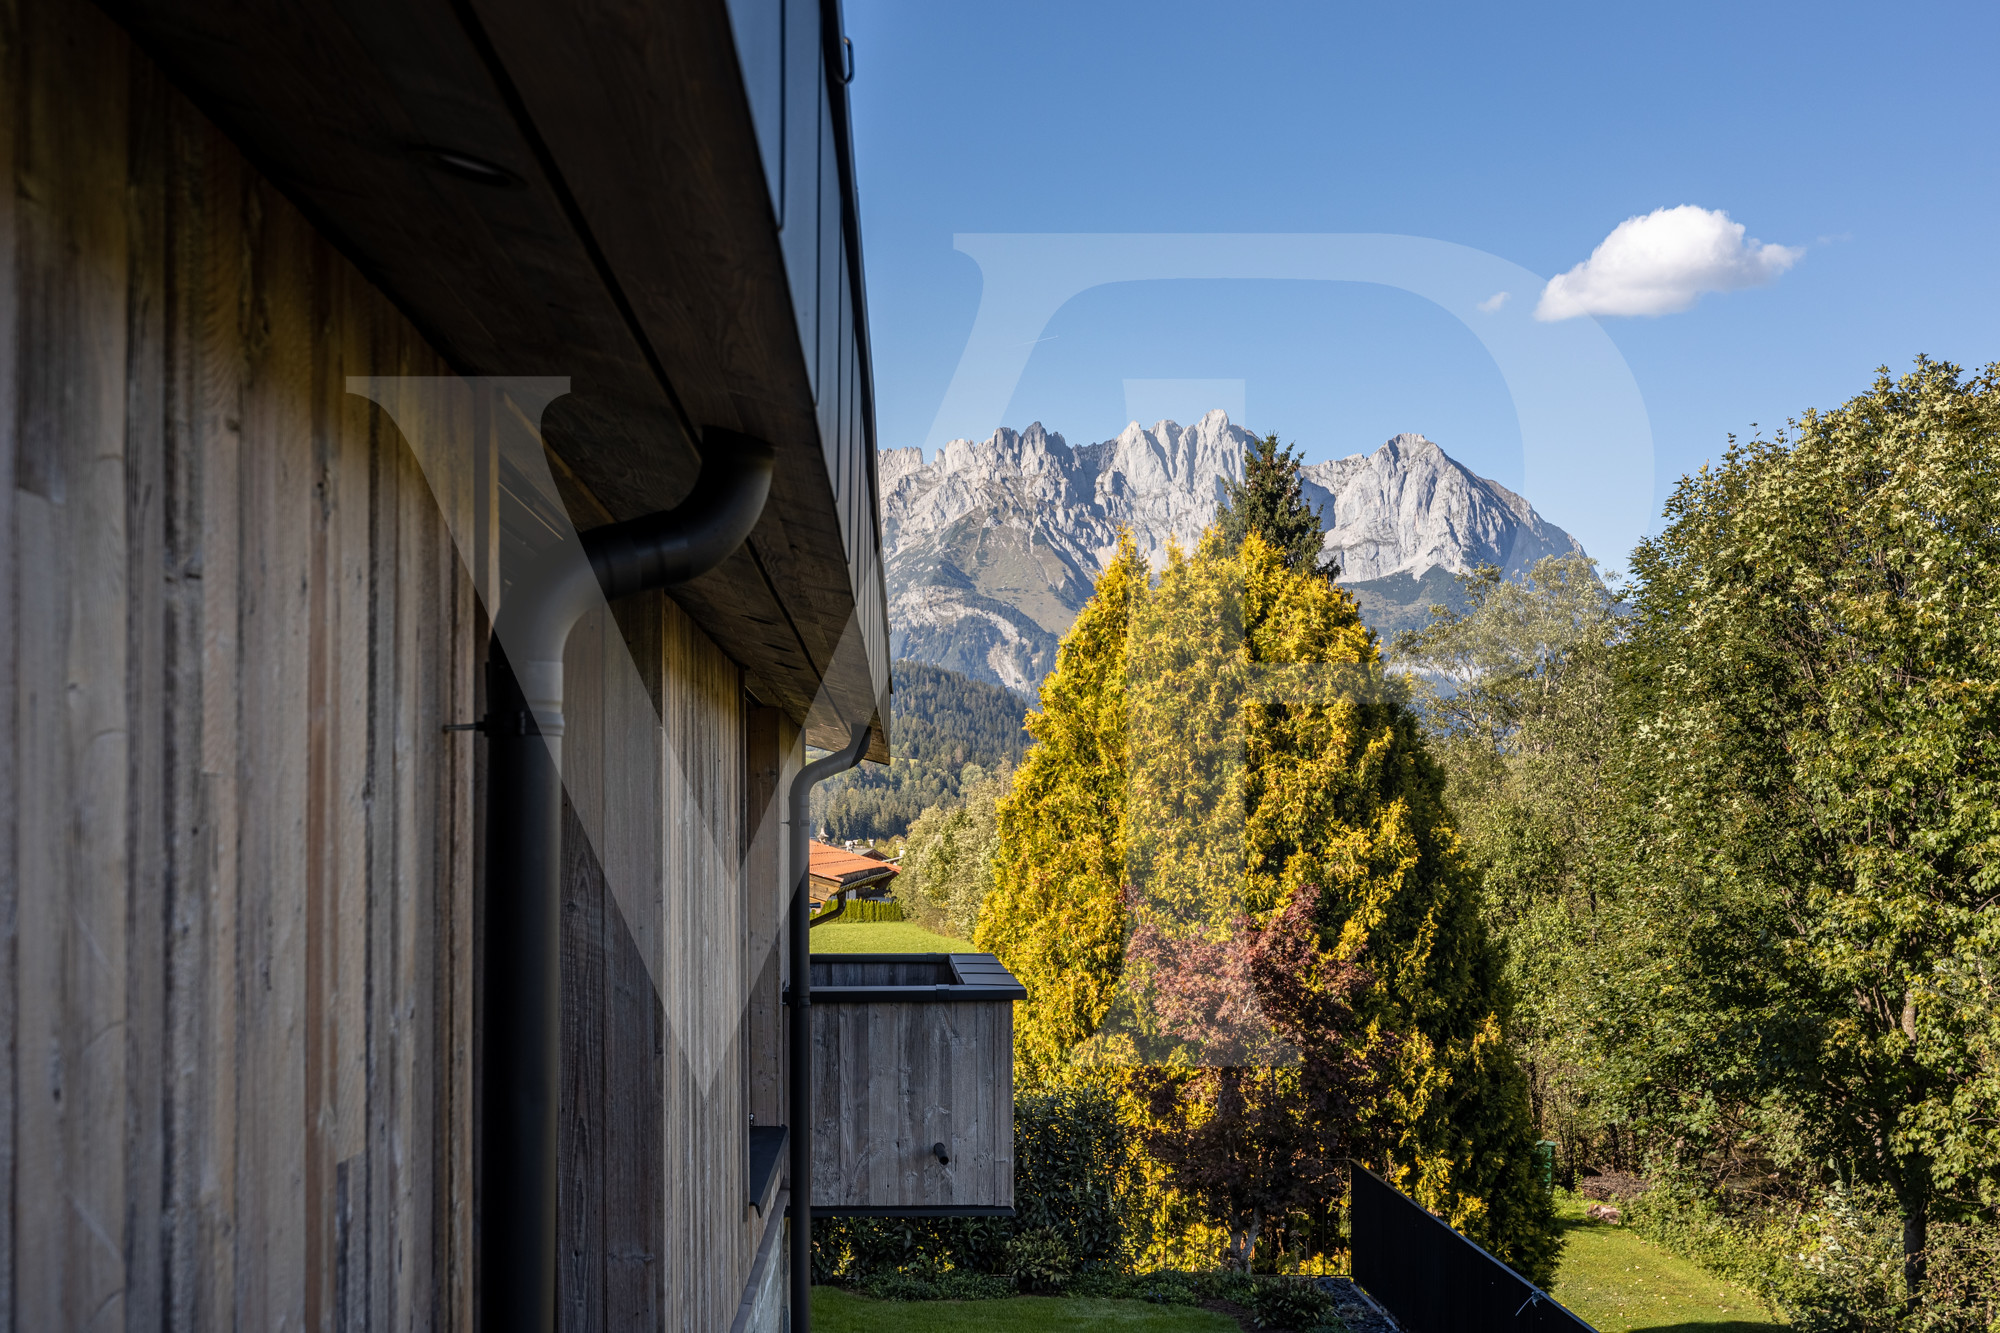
1350 1164 1595 1332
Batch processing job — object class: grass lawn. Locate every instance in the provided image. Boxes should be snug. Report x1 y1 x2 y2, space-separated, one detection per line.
813 1287 1237 1332
809 920 976 953
1550 1191 1784 1332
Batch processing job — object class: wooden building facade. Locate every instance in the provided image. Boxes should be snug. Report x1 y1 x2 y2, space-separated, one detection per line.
1 0 889 1328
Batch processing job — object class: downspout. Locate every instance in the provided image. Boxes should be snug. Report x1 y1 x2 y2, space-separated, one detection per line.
809 885 850 927
480 432 774 1333
788 722 871 1333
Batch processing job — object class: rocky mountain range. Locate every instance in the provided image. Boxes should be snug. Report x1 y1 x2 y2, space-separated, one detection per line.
879 411 1585 694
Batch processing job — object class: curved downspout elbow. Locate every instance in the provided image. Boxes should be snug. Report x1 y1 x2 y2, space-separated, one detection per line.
808 885 849 928
492 432 776 751
582 432 776 600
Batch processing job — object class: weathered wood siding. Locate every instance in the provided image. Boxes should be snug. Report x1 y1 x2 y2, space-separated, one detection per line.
2 0 479 1326
808 999 1014 1212
558 601 801 1331
6 4 816 1329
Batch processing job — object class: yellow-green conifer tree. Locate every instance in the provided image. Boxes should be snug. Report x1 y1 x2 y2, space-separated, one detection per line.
982 528 1558 1280
976 535 1146 1081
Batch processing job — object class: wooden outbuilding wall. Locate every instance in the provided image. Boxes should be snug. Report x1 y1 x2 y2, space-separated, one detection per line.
806 959 1017 1214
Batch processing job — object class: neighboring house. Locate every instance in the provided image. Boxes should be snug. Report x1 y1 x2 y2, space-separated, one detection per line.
2 1 895 1331
807 840 900 904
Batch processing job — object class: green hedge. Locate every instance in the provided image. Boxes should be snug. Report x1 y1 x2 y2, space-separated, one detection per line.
811 898 904 924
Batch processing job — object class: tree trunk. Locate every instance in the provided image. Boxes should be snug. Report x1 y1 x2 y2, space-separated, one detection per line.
1902 1202 1928 1312
1887 1154 1931 1314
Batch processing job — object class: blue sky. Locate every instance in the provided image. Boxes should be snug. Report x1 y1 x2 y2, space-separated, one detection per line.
843 0 2000 569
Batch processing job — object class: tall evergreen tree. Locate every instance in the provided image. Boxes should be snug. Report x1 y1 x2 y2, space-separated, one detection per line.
981 527 1560 1280
1215 433 1327 575
976 535 1145 1080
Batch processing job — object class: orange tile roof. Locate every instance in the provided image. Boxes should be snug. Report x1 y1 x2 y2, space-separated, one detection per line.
808 840 899 901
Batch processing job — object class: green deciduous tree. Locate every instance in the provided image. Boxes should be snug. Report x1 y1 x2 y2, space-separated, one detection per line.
1216 433 1327 575
1394 555 1633 1174
1615 360 2000 1306
896 762 1012 940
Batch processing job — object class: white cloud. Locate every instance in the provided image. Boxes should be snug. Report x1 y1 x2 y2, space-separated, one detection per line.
1477 291 1509 313
1535 205 1802 321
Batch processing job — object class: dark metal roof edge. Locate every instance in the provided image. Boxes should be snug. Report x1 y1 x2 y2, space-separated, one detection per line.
804 985 1025 1005
795 951 1026 1000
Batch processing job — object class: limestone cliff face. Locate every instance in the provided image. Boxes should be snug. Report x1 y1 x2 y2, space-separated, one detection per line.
881 413 1583 693
1300 433 1583 583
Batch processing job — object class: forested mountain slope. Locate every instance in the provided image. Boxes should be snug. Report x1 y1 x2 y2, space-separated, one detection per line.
813 660 1031 841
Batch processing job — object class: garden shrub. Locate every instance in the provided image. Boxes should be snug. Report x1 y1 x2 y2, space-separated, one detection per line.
1130 1273 1200 1305
1012 1082 1130 1268
1915 1223 2000 1333
812 897 903 924
1192 1269 1262 1303
858 1264 1013 1302
1624 1181 1926 1333
1249 1277 1334 1330
1621 1176 2000 1333
1005 1226 1072 1294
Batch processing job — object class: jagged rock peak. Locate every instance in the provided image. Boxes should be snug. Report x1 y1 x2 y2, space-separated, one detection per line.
879 414 1585 694
1299 433 1574 583
889 412 1258 573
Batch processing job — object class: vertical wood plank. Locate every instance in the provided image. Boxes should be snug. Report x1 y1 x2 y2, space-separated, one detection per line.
122 49 173 1320
603 599 662 1332
560 604 609 1332
347 254 384 1333
162 92 242 1332
0 0 22 1311
437 399 480 1333
13 1 136 1323
388 346 453 1333
304 197 368 1333
235 167 314 1331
